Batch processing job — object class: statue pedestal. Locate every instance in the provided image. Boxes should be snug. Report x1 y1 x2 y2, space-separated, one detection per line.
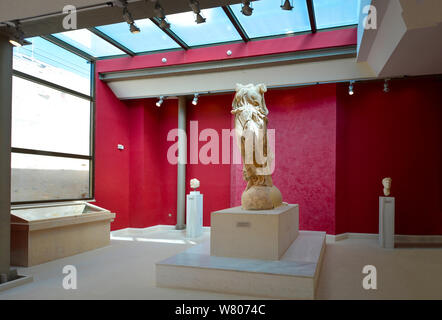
211 204 299 260
379 197 395 248
186 191 203 238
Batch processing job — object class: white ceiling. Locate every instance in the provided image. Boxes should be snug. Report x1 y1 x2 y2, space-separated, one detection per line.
358 0 442 77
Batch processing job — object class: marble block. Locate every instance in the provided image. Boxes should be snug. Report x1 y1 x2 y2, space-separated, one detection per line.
379 197 395 249
211 204 299 260
156 231 326 299
186 191 203 238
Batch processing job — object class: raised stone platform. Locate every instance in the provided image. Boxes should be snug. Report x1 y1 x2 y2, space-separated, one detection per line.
211 204 299 260
156 230 326 299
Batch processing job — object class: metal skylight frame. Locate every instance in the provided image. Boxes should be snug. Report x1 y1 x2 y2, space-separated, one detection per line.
38 0 358 60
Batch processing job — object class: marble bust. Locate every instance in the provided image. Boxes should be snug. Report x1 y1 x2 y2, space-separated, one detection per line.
382 177 392 196
190 178 200 190
231 83 282 210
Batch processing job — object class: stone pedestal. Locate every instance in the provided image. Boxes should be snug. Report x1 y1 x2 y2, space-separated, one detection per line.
186 191 203 238
156 203 326 299
379 197 395 249
210 204 298 260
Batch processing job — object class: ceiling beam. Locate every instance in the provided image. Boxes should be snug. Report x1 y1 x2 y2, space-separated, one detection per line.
88 27 135 57
149 18 189 50
41 34 95 61
306 0 317 33
0 1 246 38
221 6 249 42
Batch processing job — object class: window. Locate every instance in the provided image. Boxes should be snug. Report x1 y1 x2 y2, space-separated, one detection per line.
13 37 91 95
11 37 94 204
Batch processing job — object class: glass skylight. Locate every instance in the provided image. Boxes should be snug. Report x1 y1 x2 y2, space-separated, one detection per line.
96 19 180 53
167 7 241 46
53 29 125 57
230 0 311 38
313 0 360 29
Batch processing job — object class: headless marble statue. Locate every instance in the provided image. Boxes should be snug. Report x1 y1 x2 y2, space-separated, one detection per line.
231 83 283 210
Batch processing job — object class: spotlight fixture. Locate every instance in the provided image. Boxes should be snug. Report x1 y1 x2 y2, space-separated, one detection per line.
348 81 355 96
154 1 166 19
192 93 199 106
383 79 390 93
156 96 164 107
195 13 206 24
241 0 253 16
281 0 294 11
129 22 140 34
8 21 31 47
189 0 206 24
120 1 140 34
159 18 170 29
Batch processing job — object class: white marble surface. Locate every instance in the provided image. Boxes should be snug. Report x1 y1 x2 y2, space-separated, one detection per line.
379 197 395 249
156 230 326 299
158 231 325 278
186 191 203 238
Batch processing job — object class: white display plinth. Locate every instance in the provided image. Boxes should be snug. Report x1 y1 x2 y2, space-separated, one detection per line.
156 231 326 300
379 197 395 248
211 204 299 260
186 191 203 238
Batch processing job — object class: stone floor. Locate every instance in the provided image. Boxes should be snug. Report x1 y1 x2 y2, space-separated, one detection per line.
0 227 441 300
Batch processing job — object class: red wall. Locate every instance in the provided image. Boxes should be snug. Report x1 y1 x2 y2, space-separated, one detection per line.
94 76 131 230
230 85 337 234
186 95 233 226
336 79 442 235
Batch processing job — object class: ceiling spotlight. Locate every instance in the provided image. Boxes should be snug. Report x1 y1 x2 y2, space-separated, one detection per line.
192 93 199 106
348 81 355 96
383 79 390 93
281 0 294 11
129 22 140 34
195 13 206 24
154 1 166 20
156 96 164 107
189 0 206 24
8 21 31 47
241 0 253 16
159 18 170 29
122 4 140 34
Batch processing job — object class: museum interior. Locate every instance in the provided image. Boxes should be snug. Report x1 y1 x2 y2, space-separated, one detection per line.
0 0 441 300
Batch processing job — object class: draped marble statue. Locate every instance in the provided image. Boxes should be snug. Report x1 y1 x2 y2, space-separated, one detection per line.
231 83 283 210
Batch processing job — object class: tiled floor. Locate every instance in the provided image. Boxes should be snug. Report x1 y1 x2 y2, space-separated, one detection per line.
0 227 441 300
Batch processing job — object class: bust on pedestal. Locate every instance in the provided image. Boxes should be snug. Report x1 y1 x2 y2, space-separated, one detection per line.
186 178 203 238
379 177 395 249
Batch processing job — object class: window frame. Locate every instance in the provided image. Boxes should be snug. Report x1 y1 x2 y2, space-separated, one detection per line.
11 54 96 205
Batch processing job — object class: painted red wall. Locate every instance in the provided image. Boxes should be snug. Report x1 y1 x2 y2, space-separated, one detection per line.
95 78 442 234
94 76 131 230
186 94 233 226
336 79 442 235
126 99 178 228
230 85 338 234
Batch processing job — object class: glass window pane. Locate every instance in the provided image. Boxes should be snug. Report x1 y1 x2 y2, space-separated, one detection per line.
230 0 311 38
11 153 90 202
313 0 360 29
96 19 180 53
12 76 91 156
13 37 91 95
53 29 125 57
168 7 241 46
